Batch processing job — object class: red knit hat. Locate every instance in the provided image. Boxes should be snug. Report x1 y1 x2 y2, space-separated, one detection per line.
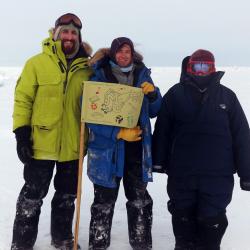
189 49 215 62
187 49 216 75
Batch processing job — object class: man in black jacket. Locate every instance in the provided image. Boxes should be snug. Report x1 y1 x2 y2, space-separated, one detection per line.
153 49 250 250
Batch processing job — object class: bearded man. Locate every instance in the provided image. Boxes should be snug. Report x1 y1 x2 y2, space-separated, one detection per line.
11 13 92 250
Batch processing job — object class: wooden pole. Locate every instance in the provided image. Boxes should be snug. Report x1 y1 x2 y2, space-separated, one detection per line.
74 121 85 250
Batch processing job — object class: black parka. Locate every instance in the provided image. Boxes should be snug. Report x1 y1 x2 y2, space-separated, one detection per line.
153 57 250 180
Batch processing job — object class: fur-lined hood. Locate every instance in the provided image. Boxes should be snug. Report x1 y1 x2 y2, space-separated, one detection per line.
89 48 143 67
82 41 93 57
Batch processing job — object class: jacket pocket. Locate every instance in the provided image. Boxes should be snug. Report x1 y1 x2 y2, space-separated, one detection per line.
69 122 89 156
32 125 58 153
87 147 115 185
32 75 63 126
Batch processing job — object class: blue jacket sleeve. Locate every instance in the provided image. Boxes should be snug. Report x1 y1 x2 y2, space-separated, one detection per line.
87 123 120 142
141 74 162 118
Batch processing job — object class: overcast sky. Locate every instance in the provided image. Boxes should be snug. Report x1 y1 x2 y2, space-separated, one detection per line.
2 0 250 66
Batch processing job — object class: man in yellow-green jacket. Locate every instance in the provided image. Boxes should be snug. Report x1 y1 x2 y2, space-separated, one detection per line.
11 13 92 250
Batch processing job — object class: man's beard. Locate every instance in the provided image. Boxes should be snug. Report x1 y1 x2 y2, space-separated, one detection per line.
61 39 77 55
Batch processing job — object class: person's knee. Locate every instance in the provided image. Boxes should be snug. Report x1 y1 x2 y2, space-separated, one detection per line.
23 160 53 199
168 203 197 247
16 190 43 218
54 161 78 194
91 187 117 214
22 183 47 200
93 185 118 204
198 212 228 230
52 192 76 210
197 213 228 248
127 194 153 210
169 203 196 236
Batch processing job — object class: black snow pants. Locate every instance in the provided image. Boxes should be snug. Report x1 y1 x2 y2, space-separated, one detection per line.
167 175 234 250
11 159 78 250
88 155 153 250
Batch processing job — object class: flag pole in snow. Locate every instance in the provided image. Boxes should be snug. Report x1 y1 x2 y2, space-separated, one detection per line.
74 121 85 250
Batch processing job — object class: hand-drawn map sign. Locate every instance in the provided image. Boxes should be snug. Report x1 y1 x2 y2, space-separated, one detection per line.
81 81 144 128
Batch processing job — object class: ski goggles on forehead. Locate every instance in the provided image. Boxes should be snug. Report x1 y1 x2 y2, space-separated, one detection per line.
55 13 82 29
188 61 215 75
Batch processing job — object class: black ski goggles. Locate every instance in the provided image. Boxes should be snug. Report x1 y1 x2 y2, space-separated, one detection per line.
55 13 82 29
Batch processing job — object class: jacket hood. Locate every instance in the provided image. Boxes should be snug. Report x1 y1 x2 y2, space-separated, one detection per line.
81 41 93 57
180 56 190 83
89 48 143 67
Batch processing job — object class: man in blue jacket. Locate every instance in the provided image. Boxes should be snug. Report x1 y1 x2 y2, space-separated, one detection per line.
153 49 250 250
87 37 162 250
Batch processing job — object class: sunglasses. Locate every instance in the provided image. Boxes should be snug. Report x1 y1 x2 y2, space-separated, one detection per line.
187 61 215 76
55 13 82 29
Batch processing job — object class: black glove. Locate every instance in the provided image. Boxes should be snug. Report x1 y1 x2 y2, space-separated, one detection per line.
14 126 33 164
240 178 250 191
152 165 167 174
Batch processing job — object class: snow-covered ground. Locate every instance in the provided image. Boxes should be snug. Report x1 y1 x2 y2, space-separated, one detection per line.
1 66 250 250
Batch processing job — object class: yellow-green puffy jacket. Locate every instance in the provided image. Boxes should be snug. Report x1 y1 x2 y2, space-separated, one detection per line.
13 35 92 161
